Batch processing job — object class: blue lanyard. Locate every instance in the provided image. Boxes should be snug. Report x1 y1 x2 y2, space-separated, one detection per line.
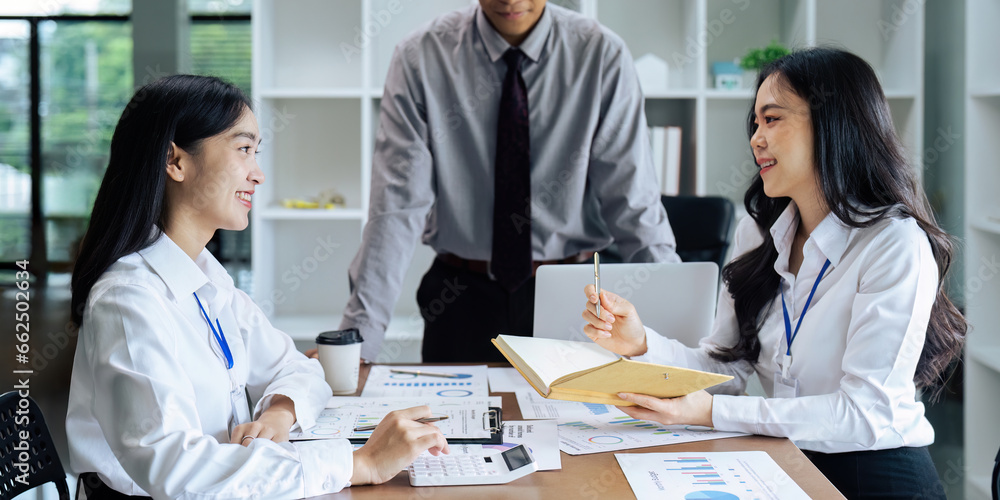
193 292 234 370
780 259 831 357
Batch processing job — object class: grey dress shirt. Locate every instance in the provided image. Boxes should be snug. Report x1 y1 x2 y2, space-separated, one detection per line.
343 4 680 360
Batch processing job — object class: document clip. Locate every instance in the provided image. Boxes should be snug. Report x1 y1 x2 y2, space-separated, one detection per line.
485 408 504 434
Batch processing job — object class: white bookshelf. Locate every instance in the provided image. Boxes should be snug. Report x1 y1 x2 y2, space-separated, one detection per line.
251 0 924 362
964 1 1000 498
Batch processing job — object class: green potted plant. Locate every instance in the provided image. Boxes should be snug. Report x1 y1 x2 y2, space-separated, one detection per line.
739 39 791 71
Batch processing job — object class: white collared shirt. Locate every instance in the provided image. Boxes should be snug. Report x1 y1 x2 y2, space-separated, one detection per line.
637 202 937 453
67 233 351 499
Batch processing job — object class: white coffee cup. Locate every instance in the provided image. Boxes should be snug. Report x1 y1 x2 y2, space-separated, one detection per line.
315 329 363 395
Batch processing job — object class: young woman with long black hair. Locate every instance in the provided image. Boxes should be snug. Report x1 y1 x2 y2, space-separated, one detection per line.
581 47 965 499
67 75 448 499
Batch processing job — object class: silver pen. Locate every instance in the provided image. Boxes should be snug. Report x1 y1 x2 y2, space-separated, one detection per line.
353 416 449 432
594 252 601 318
389 369 461 378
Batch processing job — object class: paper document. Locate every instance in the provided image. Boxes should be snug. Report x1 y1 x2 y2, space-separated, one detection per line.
490 420 562 470
290 397 498 441
488 367 534 393
615 451 810 499
556 415 746 455
361 365 489 397
515 389 626 420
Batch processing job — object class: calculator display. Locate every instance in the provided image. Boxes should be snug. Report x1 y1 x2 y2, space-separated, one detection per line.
501 445 532 470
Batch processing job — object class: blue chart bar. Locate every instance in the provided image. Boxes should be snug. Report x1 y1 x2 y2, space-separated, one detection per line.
583 402 609 415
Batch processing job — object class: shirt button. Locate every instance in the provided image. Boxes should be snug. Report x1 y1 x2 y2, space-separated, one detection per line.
323 480 333 490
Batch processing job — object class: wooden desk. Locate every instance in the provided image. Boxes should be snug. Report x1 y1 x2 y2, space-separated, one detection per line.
313 364 844 499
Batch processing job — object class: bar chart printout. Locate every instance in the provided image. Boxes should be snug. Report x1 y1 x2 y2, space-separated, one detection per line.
614 451 810 500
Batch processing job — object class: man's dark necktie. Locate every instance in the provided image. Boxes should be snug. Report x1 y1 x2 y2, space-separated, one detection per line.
491 48 532 293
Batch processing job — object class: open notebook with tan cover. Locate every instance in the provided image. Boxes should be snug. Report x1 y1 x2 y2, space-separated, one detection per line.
492 334 732 406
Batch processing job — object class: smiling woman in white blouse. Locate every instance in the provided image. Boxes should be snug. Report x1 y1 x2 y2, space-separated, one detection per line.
581 48 966 499
67 75 448 499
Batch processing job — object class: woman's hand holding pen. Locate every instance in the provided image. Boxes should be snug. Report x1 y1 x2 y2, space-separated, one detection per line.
582 284 648 357
351 406 450 485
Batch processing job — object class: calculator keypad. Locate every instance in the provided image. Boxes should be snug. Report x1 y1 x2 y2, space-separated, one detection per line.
409 455 499 478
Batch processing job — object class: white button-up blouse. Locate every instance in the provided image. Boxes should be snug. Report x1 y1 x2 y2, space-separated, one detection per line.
637 202 938 453
66 234 351 498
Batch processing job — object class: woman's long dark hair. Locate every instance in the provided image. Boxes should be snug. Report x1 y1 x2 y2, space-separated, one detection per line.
714 47 966 397
71 75 252 326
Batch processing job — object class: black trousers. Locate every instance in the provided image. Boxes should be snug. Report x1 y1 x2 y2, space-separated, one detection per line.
803 446 946 499
418 257 535 362
77 473 152 500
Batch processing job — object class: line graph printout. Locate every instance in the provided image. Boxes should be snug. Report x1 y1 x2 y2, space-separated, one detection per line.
556 415 747 455
361 365 489 397
290 397 499 441
515 389 628 420
614 451 809 500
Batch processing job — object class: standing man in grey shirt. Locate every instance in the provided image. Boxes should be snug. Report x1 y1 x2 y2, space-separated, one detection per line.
342 0 680 363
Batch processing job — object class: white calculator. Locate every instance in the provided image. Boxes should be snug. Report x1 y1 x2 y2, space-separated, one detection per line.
407 444 539 486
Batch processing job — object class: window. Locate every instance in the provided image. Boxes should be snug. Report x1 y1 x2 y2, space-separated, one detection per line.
0 2 131 274
0 0 254 278
41 19 133 263
0 21 31 263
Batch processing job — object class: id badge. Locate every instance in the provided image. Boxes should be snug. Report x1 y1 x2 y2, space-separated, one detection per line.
227 381 246 436
773 371 800 398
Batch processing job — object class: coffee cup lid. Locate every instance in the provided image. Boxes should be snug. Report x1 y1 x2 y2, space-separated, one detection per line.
316 328 363 345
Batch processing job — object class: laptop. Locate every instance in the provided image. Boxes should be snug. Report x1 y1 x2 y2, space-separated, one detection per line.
532 262 719 348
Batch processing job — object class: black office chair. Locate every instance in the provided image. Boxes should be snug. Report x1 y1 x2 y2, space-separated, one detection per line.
661 195 736 271
992 443 999 500
0 391 70 500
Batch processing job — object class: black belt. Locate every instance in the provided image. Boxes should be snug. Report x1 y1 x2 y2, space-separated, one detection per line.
78 473 152 500
437 251 595 277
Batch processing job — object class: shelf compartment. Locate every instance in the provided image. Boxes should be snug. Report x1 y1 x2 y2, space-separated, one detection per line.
704 0 811 91
967 96 1000 215
701 99 757 208
964 360 1000 500
369 0 471 89
971 87 1000 98
598 0 701 91
971 215 1000 236
255 0 363 89
644 98 698 195
815 0 922 95
258 219 362 319
968 0 1000 90
967 473 993 500
260 98 363 210
969 345 1000 375
886 97 920 173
